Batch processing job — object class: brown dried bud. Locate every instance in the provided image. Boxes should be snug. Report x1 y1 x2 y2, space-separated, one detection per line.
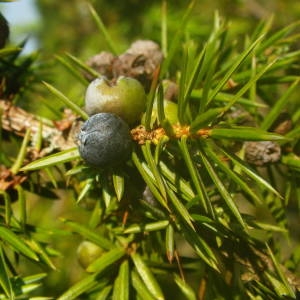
84 40 163 91
113 40 163 91
85 51 116 80
163 80 179 102
270 112 292 135
244 141 281 166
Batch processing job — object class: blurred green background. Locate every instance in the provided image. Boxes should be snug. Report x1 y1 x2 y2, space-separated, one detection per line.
1 0 300 117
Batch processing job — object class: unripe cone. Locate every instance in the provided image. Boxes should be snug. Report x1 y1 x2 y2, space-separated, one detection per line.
77 241 104 269
142 99 178 126
85 76 147 125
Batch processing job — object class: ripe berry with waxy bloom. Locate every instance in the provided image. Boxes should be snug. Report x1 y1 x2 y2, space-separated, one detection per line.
77 112 132 168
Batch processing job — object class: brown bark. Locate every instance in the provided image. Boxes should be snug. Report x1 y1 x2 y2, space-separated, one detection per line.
0 99 81 156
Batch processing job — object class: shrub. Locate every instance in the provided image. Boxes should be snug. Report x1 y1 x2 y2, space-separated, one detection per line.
0 2 300 299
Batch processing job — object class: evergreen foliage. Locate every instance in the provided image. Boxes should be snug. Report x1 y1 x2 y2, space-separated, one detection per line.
0 1 300 299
